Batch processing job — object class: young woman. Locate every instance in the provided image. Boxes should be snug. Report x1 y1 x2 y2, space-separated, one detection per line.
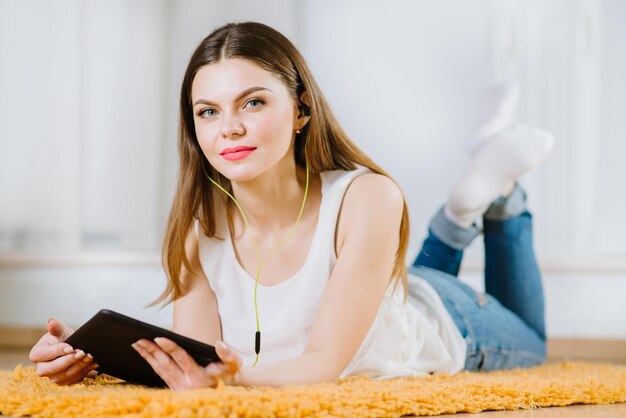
29 22 553 390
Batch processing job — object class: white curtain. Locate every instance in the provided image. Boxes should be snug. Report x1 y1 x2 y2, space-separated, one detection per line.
0 0 167 253
491 0 626 263
1 0 83 252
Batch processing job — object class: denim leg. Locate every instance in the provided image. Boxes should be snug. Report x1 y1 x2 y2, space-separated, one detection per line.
482 184 546 340
409 184 546 372
412 207 481 277
409 265 546 372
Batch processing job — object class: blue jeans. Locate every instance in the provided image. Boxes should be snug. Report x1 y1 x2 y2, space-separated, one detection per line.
409 184 546 371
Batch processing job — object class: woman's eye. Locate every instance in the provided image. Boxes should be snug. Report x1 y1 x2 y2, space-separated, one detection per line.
199 108 218 118
245 98 265 109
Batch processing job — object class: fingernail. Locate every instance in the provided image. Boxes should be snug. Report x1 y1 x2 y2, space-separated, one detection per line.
92 363 99 369
74 350 86 359
63 346 73 354
47 317 54 324
82 354 93 363
218 341 228 349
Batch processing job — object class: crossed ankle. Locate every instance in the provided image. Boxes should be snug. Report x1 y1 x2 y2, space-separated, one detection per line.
483 184 527 221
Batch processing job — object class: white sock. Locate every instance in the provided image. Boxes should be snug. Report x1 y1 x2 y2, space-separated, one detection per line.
445 125 555 228
465 81 520 156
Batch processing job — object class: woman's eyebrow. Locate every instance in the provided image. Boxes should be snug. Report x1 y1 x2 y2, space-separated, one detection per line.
193 86 273 108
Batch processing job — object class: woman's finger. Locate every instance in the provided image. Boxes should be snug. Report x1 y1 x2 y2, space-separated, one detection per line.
153 337 201 376
204 361 230 376
29 341 74 363
53 361 99 386
215 341 243 373
46 318 75 341
36 350 88 378
134 339 180 369
132 339 182 387
76 362 100 382
50 353 94 383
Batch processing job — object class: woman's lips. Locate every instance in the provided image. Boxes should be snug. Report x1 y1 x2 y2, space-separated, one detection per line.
220 146 257 161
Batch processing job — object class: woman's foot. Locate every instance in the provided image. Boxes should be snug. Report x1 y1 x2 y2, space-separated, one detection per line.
445 125 554 228
466 81 520 156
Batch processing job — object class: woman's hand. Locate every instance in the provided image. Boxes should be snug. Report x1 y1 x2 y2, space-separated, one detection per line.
29 318 99 385
132 337 242 390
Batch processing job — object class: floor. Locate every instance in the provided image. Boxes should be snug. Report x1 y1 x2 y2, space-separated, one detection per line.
0 349 624 418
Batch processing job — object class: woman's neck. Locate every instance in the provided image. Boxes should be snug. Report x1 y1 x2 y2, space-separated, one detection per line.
229 164 314 234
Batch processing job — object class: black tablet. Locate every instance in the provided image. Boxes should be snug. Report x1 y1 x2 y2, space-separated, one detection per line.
64 309 219 387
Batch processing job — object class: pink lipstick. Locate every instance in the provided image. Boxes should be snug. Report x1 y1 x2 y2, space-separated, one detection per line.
220 146 257 161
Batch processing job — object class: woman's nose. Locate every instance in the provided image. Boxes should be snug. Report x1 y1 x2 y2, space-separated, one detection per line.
220 114 245 138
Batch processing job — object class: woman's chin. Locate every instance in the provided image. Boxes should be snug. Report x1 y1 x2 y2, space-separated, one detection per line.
214 164 263 184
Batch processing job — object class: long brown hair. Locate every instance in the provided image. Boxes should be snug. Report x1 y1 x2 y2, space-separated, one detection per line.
152 21 410 306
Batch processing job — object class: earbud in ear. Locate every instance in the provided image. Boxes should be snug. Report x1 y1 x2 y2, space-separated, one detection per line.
299 105 310 118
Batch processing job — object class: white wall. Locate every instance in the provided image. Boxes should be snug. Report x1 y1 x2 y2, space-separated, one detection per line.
2 267 625 339
0 264 171 329
300 0 492 258
0 0 624 338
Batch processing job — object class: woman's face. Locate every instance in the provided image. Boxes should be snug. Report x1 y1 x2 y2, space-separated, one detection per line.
191 58 302 183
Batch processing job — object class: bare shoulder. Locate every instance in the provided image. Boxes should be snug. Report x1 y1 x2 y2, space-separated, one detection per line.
336 173 404 252
343 172 404 214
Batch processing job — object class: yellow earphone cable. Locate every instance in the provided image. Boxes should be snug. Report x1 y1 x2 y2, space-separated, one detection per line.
203 152 309 366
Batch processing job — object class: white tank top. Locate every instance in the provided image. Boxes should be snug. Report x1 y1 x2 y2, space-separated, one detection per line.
196 167 466 379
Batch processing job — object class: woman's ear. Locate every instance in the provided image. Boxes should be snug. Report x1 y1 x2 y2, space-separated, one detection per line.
299 90 311 111
296 90 311 131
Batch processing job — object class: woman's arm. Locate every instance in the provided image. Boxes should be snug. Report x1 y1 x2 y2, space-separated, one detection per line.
173 228 222 345
234 173 405 386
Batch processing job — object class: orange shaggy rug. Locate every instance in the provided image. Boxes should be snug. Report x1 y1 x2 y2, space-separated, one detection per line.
0 362 625 417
